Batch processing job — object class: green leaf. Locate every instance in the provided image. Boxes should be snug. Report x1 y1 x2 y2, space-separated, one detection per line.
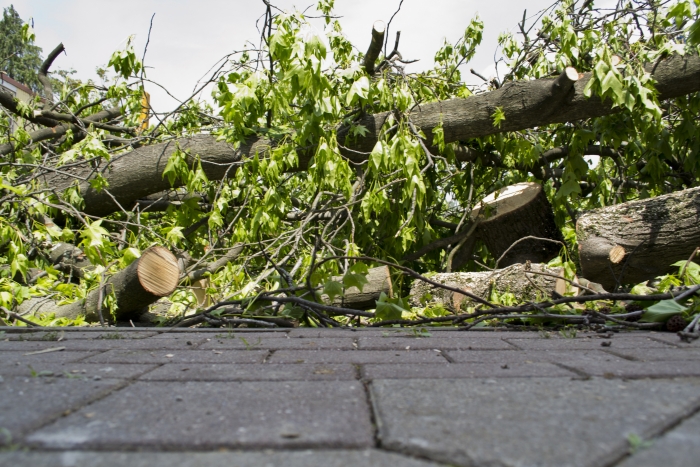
375 292 409 321
688 18 700 46
343 272 368 293
491 107 506 128
346 76 369 106
323 280 343 301
641 300 687 323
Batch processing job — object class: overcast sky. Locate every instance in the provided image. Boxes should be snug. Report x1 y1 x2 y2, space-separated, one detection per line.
9 0 558 113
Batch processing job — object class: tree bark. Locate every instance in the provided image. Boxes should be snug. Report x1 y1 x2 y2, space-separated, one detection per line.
18 246 180 322
577 185 700 289
35 53 700 217
476 182 563 267
409 263 576 310
328 266 393 310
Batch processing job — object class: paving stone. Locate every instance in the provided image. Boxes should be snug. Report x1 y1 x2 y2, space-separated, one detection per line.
27 380 373 450
0 338 207 351
646 334 696 347
287 328 375 338
443 350 576 364
616 409 700 467
268 349 449 364
0 376 124 443
563 358 700 379
149 331 287 340
0 362 157 379
606 347 700 361
140 363 357 381
362 362 576 379
198 337 355 350
371 377 700 467
0 449 443 467
357 336 514 350
4 330 157 340
504 335 674 350
1 350 100 364
81 349 268 364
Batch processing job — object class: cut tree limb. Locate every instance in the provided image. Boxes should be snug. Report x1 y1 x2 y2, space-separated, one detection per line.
32 53 700 217
475 182 563 267
18 246 179 322
577 185 700 290
328 265 392 310
409 263 576 310
363 21 385 75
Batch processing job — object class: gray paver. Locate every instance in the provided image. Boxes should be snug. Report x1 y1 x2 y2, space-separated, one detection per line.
357 336 515 350
0 376 124 442
4 330 157 340
0 338 207 351
362 362 576 379
198 337 356 350
149 331 287 340
445 349 620 364
563 358 700 378
81 349 268 364
616 409 700 467
504 335 675 350
1 350 100 364
371 377 700 467
605 347 700 361
0 362 157 379
268 349 449 364
27 381 373 450
139 363 357 381
0 449 444 467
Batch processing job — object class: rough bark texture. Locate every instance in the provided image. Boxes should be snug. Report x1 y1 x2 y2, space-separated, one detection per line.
329 266 393 310
35 54 700 217
18 246 179 322
47 242 93 279
477 183 563 267
409 263 573 310
577 185 700 289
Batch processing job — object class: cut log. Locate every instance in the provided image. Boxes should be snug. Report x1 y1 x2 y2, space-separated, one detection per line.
577 185 700 290
409 263 577 310
18 246 180 322
474 182 563 267
329 266 393 310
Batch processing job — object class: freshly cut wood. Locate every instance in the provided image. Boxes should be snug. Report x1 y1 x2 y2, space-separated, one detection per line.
473 182 563 267
409 263 577 310
18 246 180 322
577 185 700 289
328 266 393 310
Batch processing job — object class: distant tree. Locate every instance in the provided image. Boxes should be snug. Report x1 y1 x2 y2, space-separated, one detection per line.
0 5 42 91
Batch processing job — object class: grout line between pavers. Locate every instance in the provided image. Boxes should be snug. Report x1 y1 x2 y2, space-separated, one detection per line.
606 382 700 467
362 380 381 450
601 349 639 361
550 361 592 380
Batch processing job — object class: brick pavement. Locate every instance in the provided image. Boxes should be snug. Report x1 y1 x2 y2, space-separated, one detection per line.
1 326 699 466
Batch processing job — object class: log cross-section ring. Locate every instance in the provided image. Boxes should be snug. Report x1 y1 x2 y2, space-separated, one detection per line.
138 246 180 296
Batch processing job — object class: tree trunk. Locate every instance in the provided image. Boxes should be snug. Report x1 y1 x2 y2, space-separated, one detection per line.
409 263 576 310
577 185 700 289
476 182 563 267
329 266 393 310
18 246 180 322
36 54 700 217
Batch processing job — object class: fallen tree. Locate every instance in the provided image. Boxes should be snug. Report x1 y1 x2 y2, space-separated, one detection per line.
1 1 699 332
31 54 700 217
577 185 700 290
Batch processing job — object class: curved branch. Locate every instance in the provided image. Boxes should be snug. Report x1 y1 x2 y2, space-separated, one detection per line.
38 43 65 104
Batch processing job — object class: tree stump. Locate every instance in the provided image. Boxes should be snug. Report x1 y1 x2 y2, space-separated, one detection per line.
19 246 180 322
409 263 576 310
475 182 563 267
328 266 393 310
577 186 700 289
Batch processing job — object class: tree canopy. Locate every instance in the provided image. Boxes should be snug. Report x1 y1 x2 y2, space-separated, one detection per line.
0 5 43 92
1 0 699 332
